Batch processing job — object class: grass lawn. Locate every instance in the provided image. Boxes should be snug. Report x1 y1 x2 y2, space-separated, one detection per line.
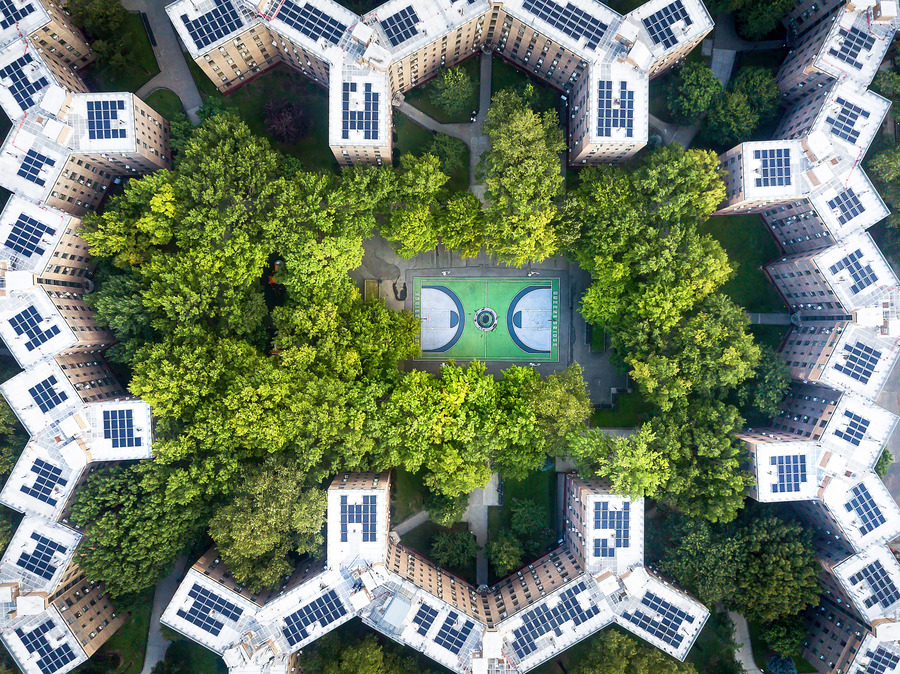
392 468 428 523
82 13 159 93
400 521 478 585
750 324 787 351
591 390 652 428
186 58 223 100
165 640 227 674
144 89 185 122
491 58 562 115
225 66 337 172
86 588 154 674
648 69 676 124
700 214 785 314
405 57 481 124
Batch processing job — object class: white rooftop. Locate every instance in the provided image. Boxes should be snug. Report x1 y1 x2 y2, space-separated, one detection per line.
821 472 900 550
814 232 900 313
808 167 890 241
586 61 649 146
812 6 895 89
0 41 55 120
0 288 77 369
833 545 900 624
0 197 71 275
0 359 80 435
749 440 821 503
580 492 643 575
739 140 810 203
846 634 900 674
81 400 154 462
67 93 138 155
324 475 388 568
810 82 891 159
625 0 712 64
328 60 391 149
821 392 899 471
0 607 86 674
0 0 50 52
165 0 253 60
0 111 70 203
0 516 79 594
819 323 900 400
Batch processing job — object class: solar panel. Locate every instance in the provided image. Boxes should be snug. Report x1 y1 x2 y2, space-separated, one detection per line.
102 409 141 448
277 0 347 46
862 646 900 674
621 591 695 649
770 454 807 493
340 494 377 542
5 213 55 260
381 6 419 47
521 0 608 50
827 189 866 227
511 580 600 659
593 501 630 557
9 305 60 351
17 532 66 580
754 149 791 188
434 611 476 655
342 82 380 141
28 374 67 413
828 26 875 70
826 97 870 144
175 583 242 637
86 99 127 140
15 620 77 674
597 81 634 138
21 458 66 506
412 603 438 636
835 341 881 385
282 589 347 646
0 54 49 110
845 483 886 536
0 0 34 30
849 560 900 609
834 409 870 446
180 0 244 49
641 0 693 49
17 149 55 187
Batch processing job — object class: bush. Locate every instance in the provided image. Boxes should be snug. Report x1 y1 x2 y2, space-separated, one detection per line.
427 492 468 527
430 529 479 568
668 62 723 122
766 656 797 674
264 99 309 144
486 530 524 577
429 67 476 117
762 616 808 657
876 449 894 477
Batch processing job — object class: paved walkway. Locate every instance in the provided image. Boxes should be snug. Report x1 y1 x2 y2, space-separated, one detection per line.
140 555 188 674
463 473 500 586
122 0 203 123
728 611 765 674
393 510 430 536
877 363 900 502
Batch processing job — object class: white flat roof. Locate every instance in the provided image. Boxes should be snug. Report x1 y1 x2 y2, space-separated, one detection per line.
0 196 71 275
0 288 78 369
0 359 79 435
581 492 643 575
266 0 359 63
833 545 900 623
626 0 712 64
0 41 55 120
808 167 889 240
81 400 153 461
328 61 391 148
739 140 810 203
0 0 50 52
0 607 86 674
587 61 649 146
811 82 891 159
164 0 254 60
750 441 821 502
846 634 900 674
813 6 895 89
324 480 388 568
67 93 138 155
820 324 900 400
0 111 69 203
821 393 899 471
815 232 899 313
0 515 80 594
822 473 900 551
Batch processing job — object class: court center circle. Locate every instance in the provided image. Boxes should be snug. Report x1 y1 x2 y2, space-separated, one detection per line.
474 307 498 332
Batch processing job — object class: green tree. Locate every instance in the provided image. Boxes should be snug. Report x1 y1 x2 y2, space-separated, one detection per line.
430 529 479 568
486 530 524 576
658 516 740 605
437 191 485 257
427 492 469 527
731 66 780 122
571 629 698 674
873 68 900 104
510 498 550 538
669 62 723 121
0 393 27 477
762 616 809 657
379 154 449 258
738 345 791 418
429 67 476 117
67 0 129 69
208 457 327 592
426 133 468 175
735 0 794 40
705 91 759 146
876 449 894 477
301 633 430 674
84 269 157 365
481 89 567 264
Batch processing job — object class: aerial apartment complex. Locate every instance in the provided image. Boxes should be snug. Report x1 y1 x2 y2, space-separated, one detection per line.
714 0 900 671
162 471 709 674
0 0 172 671
164 0 713 165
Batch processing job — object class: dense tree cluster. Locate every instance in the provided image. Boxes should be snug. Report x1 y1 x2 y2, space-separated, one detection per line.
72 112 591 596
428 66 477 117
571 630 698 674
706 0 792 40
301 632 437 674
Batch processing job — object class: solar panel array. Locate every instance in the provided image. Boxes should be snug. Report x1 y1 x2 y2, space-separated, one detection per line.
102 409 141 448
622 591 696 649
21 458 66 506
597 81 634 138
521 0 609 51
849 560 900 609
381 6 419 47
641 0 693 49
17 532 65 581
9 305 60 352
28 374 67 413
86 99 126 140
342 82 379 141
17 149 54 187
412 603 438 636
0 55 48 110
828 26 875 70
283 589 347 646
826 97 870 145
827 188 866 227
834 409 870 446
593 501 630 557
278 1 347 46
846 483 886 536
511 580 600 659
15 620 77 674
340 494 377 542
754 149 791 188
862 646 900 674
176 583 243 637
835 341 881 385
5 213 55 260
770 454 807 493
180 0 244 50
0 0 34 30
434 611 476 655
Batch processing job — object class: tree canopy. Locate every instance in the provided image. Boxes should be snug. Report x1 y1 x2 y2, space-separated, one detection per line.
571 630 698 674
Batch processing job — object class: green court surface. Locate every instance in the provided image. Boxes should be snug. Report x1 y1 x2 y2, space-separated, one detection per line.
413 277 560 361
